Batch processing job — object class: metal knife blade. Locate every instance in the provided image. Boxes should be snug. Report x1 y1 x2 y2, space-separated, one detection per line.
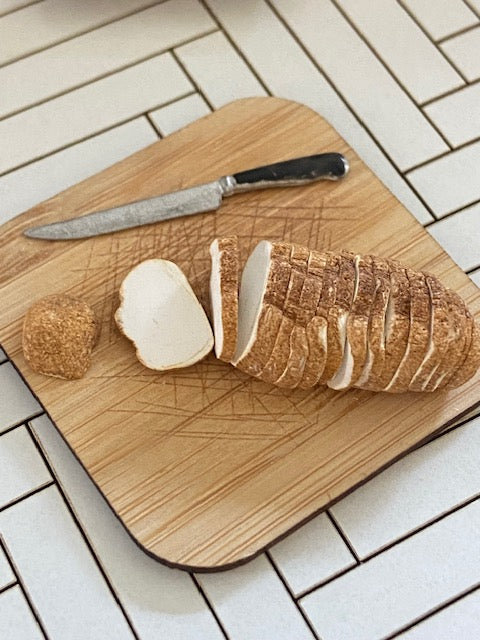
24 152 349 240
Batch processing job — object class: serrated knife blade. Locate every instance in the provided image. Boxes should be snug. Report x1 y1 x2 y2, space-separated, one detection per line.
24 152 349 240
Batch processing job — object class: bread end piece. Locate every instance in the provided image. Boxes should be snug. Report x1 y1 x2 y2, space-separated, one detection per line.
209 236 239 362
23 294 98 380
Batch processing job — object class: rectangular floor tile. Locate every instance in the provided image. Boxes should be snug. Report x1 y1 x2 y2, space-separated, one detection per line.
427 202 480 271
0 117 158 225
301 499 480 640
426 83 480 146
269 513 357 596
470 268 480 287
339 0 463 103
0 486 135 639
0 547 15 589
0 362 41 433
198 555 314 640
330 417 480 557
0 347 6 363
149 93 211 136
0 0 215 118
175 31 267 108
402 0 479 41
271 0 448 170
400 589 480 639
0 425 51 508
30 415 225 640
0 0 155 65
0 586 44 640
441 26 480 81
0 0 36 16
205 0 433 224
0 52 191 174
407 140 480 216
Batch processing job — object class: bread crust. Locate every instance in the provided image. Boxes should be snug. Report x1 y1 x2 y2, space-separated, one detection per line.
23 294 98 380
385 268 430 392
444 318 480 389
210 236 239 362
423 287 467 390
354 256 391 390
316 253 344 385
376 264 411 390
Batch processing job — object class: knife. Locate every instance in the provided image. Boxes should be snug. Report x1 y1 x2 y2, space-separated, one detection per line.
24 152 349 240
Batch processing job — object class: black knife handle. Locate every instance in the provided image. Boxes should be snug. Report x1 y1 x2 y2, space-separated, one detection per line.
231 152 348 190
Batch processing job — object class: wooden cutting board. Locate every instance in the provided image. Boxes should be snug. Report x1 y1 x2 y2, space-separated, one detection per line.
1 97 479 571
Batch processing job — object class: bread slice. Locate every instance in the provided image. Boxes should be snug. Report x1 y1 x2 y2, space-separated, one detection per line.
329 255 377 389
233 240 295 378
209 236 239 362
115 259 213 370
315 252 343 385
408 274 451 392
371 265 411 391
354 257 391 389
297 250 329 389
384 268 431 392
443 316 480 389
423 288 468 391
23 294 98 380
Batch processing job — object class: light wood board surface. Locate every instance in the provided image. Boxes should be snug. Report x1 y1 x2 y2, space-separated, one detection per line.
0 97 478 571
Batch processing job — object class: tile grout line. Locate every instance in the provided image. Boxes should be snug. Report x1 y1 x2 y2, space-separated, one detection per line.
198 0 273 96
397 0 471 83
404 131 480 173
0 412 46 439
463 0 480 19
0 90 196 179
143 113 163 139
0 580 19 597
0 480 55 515
0 28 219 123
298 494 480 601
386 583 480 639
419 77 480 108
0 0 43 19
329 0 455 149
265 551 321 639
423 195 480 226
436 19 480 45
170 48 216 111
0 535 50 639
0 0 170 71
190 574 231 640
325 510 361 563
263 0 438 219
25 423 141 640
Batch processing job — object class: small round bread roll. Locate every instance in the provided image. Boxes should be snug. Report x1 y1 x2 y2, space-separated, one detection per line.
23 294 98 380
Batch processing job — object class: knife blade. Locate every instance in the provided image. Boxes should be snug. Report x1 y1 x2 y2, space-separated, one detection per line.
24 152 349 240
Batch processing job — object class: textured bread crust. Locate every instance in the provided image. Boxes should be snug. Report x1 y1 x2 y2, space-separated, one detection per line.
354 257 391 390
275 325 309 388
316 253 344 385
385 269 430 393
409 274 452 391
370 265 411 391
444 319 480 389
346 255 376 387
210 237 239 362
429 290 469 390
258 314 295 384
297 250 329 388
235 304 283 378
231 241 480 393
23 294 98 380
326 251 357 387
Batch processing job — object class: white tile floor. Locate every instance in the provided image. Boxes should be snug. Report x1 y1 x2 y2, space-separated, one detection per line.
0 1 479 639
